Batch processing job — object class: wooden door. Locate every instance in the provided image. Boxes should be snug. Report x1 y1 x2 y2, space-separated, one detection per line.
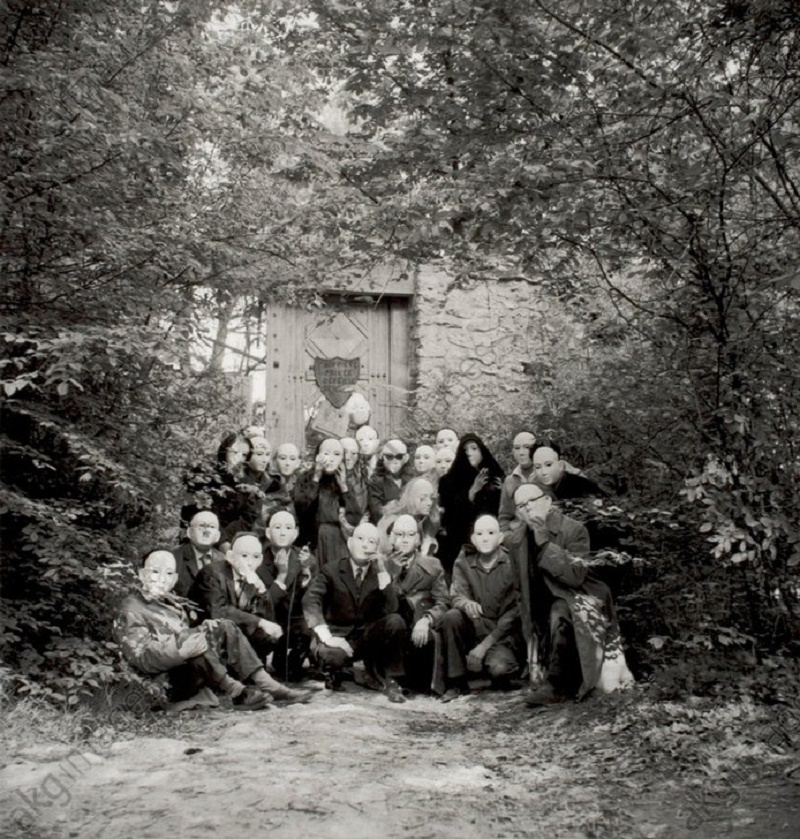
262 297 410 453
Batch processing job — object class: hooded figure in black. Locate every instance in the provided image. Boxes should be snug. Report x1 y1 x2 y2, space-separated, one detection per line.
437 433 505 576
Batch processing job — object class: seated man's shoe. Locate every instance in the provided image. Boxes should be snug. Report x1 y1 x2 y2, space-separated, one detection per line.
270 685 314 705
285 668 307 684
358 665 386 692
196 686 221 707
232 687 271 711
492 675 522 692
189 686 221 708
523 683 569 707
324 670 345 691
384 677 406 704
440 686 464 703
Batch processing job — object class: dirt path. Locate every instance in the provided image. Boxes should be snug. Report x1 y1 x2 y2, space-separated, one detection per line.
2 685 798 839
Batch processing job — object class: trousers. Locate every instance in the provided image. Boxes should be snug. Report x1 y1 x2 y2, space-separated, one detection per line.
441 608 521 681
313 613 406 678
546 599 582 695
168 618 263 700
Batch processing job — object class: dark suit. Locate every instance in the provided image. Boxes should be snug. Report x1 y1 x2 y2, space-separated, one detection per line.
172 543 225 602
258 545 318 681
388 553 450 628
387 552 450 692
194 559 277 660
302 557 405 678
366 473 409 523
258 545 316 616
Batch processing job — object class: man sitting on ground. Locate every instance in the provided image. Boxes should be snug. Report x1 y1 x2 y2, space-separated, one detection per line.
193 532 313 703
381 514 450 694
114 549 312 710
259 511 317 682
439 515 524 702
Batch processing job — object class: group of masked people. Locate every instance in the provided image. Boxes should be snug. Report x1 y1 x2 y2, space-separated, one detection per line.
114 423 634 711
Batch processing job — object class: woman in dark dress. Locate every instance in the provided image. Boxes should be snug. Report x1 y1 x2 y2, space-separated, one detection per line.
437 433 505 576
293 438 365 565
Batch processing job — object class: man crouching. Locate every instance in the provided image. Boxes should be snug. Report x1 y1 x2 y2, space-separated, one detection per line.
302 522 407 703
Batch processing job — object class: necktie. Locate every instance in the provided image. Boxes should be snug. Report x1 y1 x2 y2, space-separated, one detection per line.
236 578 250 609
355 568 365 588
397 564 409 590
239 583 250 609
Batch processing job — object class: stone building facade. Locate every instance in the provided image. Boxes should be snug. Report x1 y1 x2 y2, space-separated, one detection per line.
411 265 562 433
231 260 584 452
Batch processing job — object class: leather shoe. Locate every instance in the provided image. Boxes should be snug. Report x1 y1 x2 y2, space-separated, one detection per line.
324 671 345 691
440 686 463 703
232 687 271 711
384 677 406 704
523 683 569 707
271 686 314 705
359 666 386 692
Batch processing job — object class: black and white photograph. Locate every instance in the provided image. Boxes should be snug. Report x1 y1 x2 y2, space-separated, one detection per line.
1 1 799 836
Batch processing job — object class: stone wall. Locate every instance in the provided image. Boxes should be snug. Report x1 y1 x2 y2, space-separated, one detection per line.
220 259 589 451
410 265 584 441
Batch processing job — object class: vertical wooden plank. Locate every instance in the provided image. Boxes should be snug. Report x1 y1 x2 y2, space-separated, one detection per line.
369 300 391 439
277 303 290 447
389 297 410 434
265 302 281 443
267 303 305 451
355 303 372 402
363 302 374 432
294 305 309 450
277 303 291 448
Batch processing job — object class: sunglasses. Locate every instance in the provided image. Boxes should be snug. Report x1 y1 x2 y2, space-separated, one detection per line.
516 496 545 508
383 452 406 460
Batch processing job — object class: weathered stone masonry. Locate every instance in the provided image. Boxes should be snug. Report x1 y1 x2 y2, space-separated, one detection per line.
410 264 568 431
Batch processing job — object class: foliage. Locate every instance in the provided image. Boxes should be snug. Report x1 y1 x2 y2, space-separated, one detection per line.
274 0 800 656
0 0 354 702
0 683 95 752
2 0 799 703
